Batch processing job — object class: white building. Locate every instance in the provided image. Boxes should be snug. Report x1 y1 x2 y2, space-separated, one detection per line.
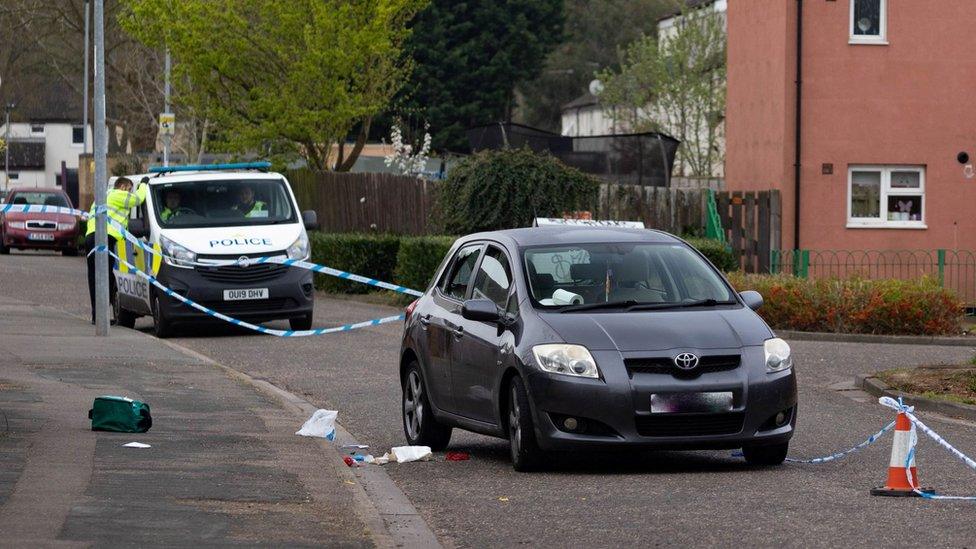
1 119 92 192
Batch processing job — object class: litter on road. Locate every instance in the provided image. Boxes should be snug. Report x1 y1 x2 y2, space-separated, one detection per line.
122 442 151 449
446 451 470 461
390 445 432 463
295 409 337 440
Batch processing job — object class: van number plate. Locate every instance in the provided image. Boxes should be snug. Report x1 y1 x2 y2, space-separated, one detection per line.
223 288 269 301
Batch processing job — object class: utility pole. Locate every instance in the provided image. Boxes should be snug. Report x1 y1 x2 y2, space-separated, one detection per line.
93 0 110 336
162 49 171 166
83 0 90 155
3 103 12 193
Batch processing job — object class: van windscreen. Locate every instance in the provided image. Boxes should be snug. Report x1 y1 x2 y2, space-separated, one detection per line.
152 179 296 228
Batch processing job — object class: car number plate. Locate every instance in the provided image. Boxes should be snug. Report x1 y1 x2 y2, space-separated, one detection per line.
223 288 269 301
651 392 734 414
28 232 55 241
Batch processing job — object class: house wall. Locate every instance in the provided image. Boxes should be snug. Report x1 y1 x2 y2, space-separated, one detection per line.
3 170 45 189
727 0 976 251
560 105 618 137
1 122 92 188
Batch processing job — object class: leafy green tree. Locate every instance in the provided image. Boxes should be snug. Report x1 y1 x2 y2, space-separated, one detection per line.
121 0 426 171
435 147 599 233
398 0 564 153
599 5 726 177
515 0 671 131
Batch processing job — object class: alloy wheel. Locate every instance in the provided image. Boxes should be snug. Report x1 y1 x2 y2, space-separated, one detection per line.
404 370 424 440
509 385 521 456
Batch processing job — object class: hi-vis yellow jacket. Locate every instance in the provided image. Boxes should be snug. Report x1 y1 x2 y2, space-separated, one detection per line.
86 183 149 239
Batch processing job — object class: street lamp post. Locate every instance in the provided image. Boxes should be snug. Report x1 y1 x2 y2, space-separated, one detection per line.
83 0 90 155
3 103 13 192
93 0 110 336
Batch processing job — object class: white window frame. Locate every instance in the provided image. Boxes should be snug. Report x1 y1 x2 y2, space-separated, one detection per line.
847 165 925 229
71 125 85 147
849 0 887 45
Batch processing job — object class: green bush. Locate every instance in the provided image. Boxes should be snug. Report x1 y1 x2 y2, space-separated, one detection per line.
726 273 963 336
434 147 600 234
395 236 457 294
685 237 738 272
308 233 400 294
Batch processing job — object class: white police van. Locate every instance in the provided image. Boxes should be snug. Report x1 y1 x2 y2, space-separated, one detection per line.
113 162 317 338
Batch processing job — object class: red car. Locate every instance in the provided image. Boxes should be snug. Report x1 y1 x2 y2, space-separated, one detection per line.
0 187 82 256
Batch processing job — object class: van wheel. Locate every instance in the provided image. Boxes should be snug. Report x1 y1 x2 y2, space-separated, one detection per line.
742 442 789 466
402 361 452 450
113 293 136 329
508 376 545 472
289 312 313 331
151 292 174 338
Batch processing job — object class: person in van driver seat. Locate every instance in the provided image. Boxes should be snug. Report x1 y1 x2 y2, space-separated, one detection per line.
232 185 266 218
85 176 148 325
160 189 183 221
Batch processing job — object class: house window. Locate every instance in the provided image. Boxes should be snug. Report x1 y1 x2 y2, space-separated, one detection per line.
850 0 886 44
7 172 19 180
72 126 85 145
848 166 924 228
30 123 44 135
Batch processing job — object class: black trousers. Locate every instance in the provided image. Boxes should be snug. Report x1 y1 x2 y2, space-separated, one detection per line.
86 233 118 323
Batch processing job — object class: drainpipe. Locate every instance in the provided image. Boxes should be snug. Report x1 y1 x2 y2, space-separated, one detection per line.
793 0 803 250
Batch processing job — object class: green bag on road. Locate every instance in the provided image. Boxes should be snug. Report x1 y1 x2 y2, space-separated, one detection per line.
88 396 152 433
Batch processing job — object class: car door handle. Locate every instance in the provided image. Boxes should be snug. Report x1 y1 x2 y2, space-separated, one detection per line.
452 326 464 339
419 314 430 327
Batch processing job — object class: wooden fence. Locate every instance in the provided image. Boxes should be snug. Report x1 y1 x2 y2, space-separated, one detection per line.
715 190 782 273
288 170 438 235
288 170 781 272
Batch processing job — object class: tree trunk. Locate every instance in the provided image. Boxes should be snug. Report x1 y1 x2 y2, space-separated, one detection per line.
336 117 372 172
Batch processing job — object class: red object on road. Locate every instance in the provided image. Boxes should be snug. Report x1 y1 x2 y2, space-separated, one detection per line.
445 451 470 461
343 456 355 467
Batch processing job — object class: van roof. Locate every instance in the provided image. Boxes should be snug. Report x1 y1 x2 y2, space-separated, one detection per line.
140 171 286 185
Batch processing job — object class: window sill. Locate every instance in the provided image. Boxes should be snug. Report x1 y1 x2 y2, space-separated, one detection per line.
849 38 888 46
846 222 926 230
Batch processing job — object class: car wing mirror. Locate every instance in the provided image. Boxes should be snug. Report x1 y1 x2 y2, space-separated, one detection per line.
128 218 148 239
302 210 319 231
740 290 763 311
461 298 502 323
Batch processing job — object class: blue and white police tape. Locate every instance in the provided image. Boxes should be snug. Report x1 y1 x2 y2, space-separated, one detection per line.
880 396 976 501
784 420 897 464
8 201 426 297
0 203 92 217
90 246 406 337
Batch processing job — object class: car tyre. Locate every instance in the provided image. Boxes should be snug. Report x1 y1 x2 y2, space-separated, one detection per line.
0 238 8 255
289 312 313 331
402 360 452 450
742 442 789 466
113 292 137 329
62 247 79 257
151 292 174 339
508 376 545 472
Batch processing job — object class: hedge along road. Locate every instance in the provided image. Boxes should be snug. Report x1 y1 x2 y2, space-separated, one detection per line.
4 252 976 547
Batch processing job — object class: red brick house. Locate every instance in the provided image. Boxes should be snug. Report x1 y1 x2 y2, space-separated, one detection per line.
725 0 976 252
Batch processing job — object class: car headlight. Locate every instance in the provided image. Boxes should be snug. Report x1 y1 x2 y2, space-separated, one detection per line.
764 338 793 373
8 221 25 230
58 220 76 230
160 234 197 268
532 344 600 379
286 232 310 261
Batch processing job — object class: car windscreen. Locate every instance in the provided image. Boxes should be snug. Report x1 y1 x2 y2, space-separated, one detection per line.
152 179 297 228
523 242 734 308
7 192 70 208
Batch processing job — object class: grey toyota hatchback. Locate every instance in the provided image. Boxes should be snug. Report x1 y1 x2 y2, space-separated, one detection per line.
399 227 797 471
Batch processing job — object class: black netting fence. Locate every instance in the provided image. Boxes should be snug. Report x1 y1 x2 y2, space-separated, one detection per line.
466 123 680 187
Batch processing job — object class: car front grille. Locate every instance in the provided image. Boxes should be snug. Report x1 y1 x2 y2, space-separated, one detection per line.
26 220 57 230
200 297 295 314
635 412 745 437
195 262 290 283
625 355 741 377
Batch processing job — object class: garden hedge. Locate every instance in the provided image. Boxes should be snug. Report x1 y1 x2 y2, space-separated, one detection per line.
726 272 963 336
394 236 457 293
684 237 738 272
308 233 400 294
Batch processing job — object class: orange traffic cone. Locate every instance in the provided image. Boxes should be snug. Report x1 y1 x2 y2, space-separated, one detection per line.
871 410 934 497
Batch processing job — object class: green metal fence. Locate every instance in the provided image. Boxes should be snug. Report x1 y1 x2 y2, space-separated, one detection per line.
770 249 976 307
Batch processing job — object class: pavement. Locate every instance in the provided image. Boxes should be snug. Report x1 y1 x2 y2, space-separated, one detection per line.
0 294 384 547
4 251 976 547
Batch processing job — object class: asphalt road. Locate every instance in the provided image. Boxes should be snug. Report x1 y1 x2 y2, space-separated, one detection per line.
3 250 976 547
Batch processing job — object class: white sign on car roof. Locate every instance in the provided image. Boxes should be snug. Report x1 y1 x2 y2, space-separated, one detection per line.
532 218 645 229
